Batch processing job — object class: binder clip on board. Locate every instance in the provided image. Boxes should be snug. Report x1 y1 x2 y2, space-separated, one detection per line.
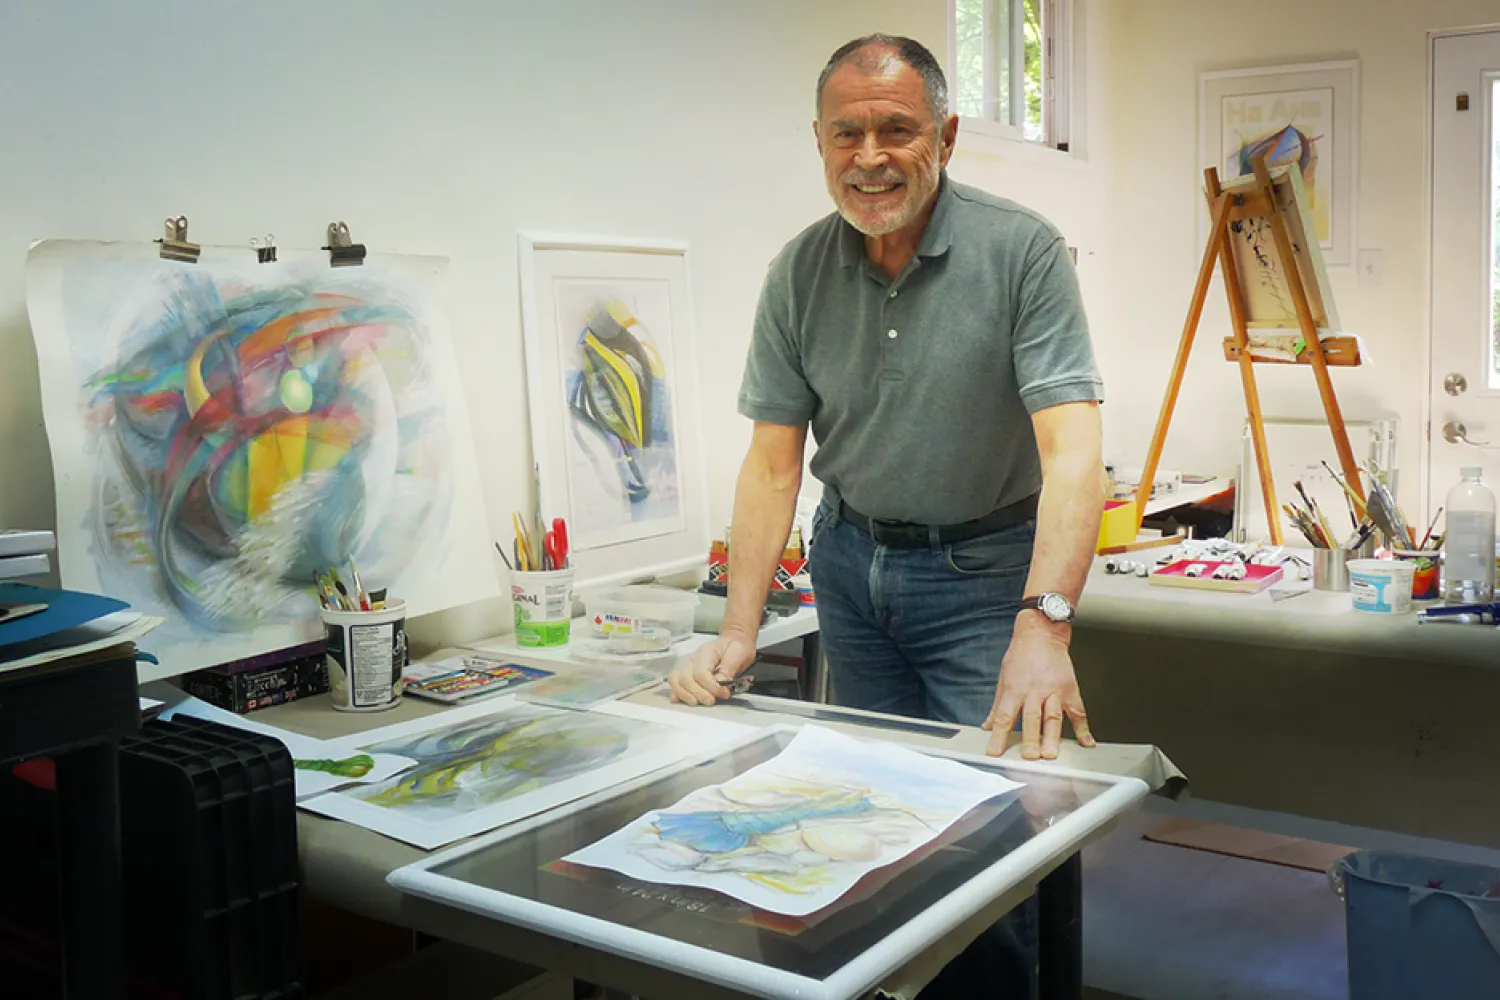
323 221 366 267
157 215 200 263
251 234 277 264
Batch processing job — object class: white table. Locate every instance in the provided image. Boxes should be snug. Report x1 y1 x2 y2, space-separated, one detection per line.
1072 554 1500 847
254 684 1177 1000
468 606 828 702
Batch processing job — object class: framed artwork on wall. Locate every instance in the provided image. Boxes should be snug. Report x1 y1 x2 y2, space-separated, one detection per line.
1199 59 1359 269
518 233 709 590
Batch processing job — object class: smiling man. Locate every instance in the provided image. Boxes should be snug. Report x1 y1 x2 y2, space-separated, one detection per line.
668 36 1105 993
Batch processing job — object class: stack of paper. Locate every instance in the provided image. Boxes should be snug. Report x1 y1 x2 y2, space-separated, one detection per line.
0 529 55 581
0 582 162 674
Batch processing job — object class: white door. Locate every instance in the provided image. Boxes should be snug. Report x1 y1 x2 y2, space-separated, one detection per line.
1429 30 1500 512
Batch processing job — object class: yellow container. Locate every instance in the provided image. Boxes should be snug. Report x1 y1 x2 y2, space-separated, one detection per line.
1097 499 1138 552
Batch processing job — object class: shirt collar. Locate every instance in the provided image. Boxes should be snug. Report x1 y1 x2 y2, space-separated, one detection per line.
837 171 956 269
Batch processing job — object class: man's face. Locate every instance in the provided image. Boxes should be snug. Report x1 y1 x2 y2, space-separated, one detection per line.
816 54 956 237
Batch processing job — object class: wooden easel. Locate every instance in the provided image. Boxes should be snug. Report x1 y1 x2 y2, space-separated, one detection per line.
1134 154 1364 546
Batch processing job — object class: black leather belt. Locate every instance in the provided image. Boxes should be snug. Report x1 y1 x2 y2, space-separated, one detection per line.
839 493 1039 548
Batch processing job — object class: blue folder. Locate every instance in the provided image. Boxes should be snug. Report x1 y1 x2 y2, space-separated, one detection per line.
0 583 131 652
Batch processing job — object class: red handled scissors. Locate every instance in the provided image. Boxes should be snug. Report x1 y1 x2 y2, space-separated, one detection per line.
546 518 569 570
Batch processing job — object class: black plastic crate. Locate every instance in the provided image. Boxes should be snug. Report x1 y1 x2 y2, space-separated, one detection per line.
172 718 300 994
119 718 303 1000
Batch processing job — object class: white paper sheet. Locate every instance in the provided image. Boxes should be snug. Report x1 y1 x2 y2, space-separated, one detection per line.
155 690 416 799
301 699 752 849
564 725 1021 917
25 241 499 679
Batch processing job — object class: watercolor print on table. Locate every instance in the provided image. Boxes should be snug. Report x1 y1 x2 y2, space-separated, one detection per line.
24 241 497 677
565 726 1022 917
300 699 723 849
553 279 684 550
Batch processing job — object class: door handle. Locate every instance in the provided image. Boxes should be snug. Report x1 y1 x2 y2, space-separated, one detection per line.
1443 420 1490 446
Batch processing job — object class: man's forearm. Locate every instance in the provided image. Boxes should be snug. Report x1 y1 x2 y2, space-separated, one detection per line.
721 453 801 643
1017 450 1105 637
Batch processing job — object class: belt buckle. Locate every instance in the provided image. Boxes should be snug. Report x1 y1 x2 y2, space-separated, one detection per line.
870 518 919 546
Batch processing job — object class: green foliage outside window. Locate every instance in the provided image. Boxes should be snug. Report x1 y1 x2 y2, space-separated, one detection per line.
952 0 1044 138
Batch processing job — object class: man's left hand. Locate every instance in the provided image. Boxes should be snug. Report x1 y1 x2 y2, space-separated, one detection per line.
982 629 1095 759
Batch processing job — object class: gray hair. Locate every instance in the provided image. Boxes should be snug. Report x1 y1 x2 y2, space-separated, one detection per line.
815 34 949 126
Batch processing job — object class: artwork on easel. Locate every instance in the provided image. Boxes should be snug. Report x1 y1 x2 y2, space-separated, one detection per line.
1199 60 1359 269
1220 164 1341 333
24 240 499 678
519 234 710 589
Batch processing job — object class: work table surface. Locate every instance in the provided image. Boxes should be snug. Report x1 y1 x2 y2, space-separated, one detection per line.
255 668 1183 924
1077 557 1499 667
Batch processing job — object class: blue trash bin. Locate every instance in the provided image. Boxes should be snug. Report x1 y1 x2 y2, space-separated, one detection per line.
1330 850 1500 999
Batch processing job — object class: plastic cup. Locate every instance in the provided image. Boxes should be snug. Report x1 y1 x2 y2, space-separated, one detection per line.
511 568 574 647
322 598 407 712
1390 549 1441 601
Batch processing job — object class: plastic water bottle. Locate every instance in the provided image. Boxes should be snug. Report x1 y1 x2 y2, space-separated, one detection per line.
1441 467 1496 603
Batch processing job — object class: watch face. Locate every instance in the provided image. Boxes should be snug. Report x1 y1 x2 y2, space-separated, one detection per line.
1039 592 1072 621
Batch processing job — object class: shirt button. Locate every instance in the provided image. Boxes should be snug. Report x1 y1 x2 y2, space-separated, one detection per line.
887 329 898 339
889 289 898 299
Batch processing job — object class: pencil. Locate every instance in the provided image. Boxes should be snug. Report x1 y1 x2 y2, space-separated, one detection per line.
494 540 514 572
1418 507 1443 551
512 512 532 571
349 559 370 611
1321 461 1368 520
532 464 544 571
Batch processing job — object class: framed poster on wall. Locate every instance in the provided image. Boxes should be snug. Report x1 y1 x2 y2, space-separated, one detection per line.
518 233 709 590
1199 60 1359 269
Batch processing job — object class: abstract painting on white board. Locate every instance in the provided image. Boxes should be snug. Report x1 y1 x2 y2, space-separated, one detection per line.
519 235 710 589
24 240 499 679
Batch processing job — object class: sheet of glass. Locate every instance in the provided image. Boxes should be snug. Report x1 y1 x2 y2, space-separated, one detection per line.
407 728 1121 984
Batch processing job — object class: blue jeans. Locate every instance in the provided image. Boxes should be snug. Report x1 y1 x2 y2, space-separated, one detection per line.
808 501 1033 726
808 500 1038 999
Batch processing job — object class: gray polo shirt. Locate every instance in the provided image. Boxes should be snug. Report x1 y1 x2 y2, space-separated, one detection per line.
737 173 1103 526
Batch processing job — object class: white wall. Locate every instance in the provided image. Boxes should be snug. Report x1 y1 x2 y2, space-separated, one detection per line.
1089 0 1500 520
0 0 949 644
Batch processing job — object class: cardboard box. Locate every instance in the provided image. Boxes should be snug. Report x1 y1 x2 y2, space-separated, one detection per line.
707 541 813 604
182 642 330 714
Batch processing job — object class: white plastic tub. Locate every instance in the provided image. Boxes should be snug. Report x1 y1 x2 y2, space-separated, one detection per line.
1347 559 1415 615
585 585 697 641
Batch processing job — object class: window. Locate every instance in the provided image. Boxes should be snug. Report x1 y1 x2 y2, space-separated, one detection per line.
949 0 1071 149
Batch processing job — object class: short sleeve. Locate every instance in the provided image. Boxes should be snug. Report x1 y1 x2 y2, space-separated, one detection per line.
1011 235 1105 413
737 266 817 426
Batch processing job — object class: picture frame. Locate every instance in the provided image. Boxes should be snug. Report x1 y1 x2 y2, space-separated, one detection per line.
1199 59 1359 269
518 233 710 590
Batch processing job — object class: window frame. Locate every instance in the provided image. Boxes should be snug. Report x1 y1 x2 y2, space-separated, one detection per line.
947 0 1072 152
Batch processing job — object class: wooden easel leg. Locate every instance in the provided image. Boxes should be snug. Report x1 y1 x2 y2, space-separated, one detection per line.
1250 156 1365 519
1207 169 1283 545
1134 190 1237 532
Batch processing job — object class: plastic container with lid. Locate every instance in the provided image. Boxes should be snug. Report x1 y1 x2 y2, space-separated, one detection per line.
585 585 697 641
1347 559 1415 615
1441 466 1496 604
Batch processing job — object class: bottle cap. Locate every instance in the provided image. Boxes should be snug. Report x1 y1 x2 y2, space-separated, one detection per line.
1462 467 1483 478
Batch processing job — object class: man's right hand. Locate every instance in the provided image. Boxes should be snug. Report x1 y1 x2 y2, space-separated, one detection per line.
668 632 757 706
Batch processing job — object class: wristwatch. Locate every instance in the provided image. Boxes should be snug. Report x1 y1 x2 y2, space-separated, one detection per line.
1020 592 1074 624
